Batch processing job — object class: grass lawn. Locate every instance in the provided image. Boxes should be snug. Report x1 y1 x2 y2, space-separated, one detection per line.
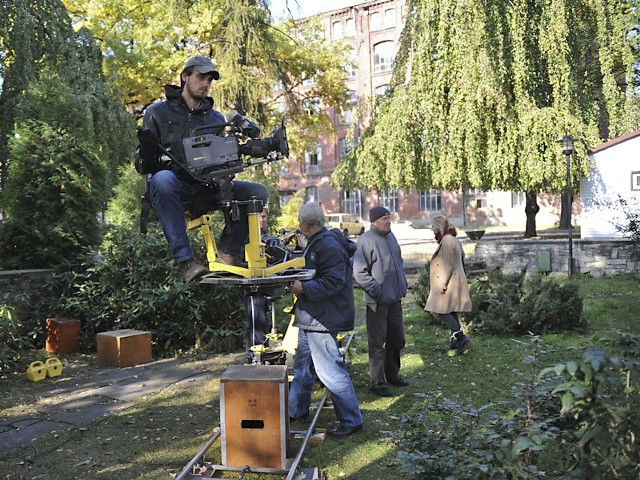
1 274 639 479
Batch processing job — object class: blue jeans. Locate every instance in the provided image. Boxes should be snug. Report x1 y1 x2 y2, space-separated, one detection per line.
148 170 268 262
289 329 363 428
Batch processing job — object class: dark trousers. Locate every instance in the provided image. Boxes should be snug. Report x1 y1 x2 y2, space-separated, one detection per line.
365 301 405 389
438 312 461 332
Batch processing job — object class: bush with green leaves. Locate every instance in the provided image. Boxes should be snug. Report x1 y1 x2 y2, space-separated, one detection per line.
0 69 134 270
395 335 558 479
46 225 246 357
413 266 585 335
0 120 109 269
395 333 640 479
539 333 640 479
468 271 584 335
411 265 430 312
0 298 46 373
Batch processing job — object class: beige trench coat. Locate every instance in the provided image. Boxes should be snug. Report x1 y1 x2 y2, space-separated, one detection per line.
424 234 472 314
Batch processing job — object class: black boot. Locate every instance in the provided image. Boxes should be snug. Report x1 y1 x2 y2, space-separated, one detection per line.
452 330 471 355
447 332 459 357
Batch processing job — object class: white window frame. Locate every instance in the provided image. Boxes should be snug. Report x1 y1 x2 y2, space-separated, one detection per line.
374 41 396 73
306 186 319 203
420 189 441 211
380 188 398 213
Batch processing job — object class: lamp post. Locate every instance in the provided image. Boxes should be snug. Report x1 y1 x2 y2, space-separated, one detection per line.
561 134 574 276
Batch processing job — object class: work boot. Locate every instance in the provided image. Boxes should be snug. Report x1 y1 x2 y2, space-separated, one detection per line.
216 250 236 266
180 259 208 282
447 332 458 357
451 330 472 355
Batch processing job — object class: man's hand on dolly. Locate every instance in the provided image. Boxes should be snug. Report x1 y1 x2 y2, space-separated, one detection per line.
290 280 304 295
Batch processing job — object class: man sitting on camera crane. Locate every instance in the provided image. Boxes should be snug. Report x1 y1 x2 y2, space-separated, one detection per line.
135 55 285 282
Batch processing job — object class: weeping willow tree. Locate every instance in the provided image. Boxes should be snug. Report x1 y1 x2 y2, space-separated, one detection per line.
335 0 639 236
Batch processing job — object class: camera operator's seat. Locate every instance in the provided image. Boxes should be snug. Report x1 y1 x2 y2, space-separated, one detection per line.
185 197 306 280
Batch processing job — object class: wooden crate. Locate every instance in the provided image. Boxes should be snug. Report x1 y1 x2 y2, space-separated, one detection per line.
96 329 152 367
45 318 81 354
220 365 289 469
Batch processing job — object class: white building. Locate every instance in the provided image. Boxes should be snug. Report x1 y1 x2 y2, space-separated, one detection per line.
580 130 640 238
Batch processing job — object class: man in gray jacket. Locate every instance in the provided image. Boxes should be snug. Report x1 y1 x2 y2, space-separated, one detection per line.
353 206 409 397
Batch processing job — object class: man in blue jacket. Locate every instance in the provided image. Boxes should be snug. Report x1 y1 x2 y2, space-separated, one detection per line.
353 206 408 397
289 202 363 437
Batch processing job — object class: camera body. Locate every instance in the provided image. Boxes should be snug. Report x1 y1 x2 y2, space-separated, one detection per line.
171 134 244 184
167 123 289 185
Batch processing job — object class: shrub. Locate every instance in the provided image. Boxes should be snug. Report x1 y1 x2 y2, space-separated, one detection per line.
0 298 45 373
539 333 640 479
46 225 246 357
414 267 585 336
395 336 558 479
395 333 640 479
411 265 430 309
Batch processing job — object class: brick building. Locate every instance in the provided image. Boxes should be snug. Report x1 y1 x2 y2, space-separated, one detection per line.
278 0 562 229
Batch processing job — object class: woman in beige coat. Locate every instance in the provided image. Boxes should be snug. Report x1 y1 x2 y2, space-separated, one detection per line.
425 215 472 355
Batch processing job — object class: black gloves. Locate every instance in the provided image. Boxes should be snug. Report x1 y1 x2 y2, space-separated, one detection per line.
225 109 261 139
137 127 160 161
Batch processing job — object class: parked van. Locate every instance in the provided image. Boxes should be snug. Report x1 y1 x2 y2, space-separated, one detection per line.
325 213 365 237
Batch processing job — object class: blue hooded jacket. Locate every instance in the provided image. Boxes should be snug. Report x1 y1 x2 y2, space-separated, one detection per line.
293 228 357 333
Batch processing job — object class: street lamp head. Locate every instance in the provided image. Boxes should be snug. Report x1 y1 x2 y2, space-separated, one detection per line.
561 134 574 156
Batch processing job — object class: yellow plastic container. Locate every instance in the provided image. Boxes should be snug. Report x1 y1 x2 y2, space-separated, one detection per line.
26 361 47 382
45 357 63 378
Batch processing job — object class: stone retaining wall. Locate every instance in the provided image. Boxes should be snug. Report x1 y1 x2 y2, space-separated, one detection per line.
0 269 53 296
475 239 639 277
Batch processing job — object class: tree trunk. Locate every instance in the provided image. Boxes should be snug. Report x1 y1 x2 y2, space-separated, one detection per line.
524 191 540 238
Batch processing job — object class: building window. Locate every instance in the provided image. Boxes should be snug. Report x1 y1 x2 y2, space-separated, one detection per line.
632 171 640 191
380 188 398 213
370 11 382 31
279 190 295 208
341 189 363 218
339 137 354 159
374 41 395 73
466 188 485 208
302 71 316 86
511 191 526 207
345 17 355 37
306 186 319 203
332 20 342 39
344 48 356 79
304 96 321 115
420 189 441 211
280 159 289 175
384 8 396 28
339 109 354 125
375 84 390 96
304 143 322 174
339 90 357 125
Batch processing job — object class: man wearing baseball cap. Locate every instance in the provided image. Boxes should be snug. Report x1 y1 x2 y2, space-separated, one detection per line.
353 206 409 397
134 55 268 282
184 55 220 79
